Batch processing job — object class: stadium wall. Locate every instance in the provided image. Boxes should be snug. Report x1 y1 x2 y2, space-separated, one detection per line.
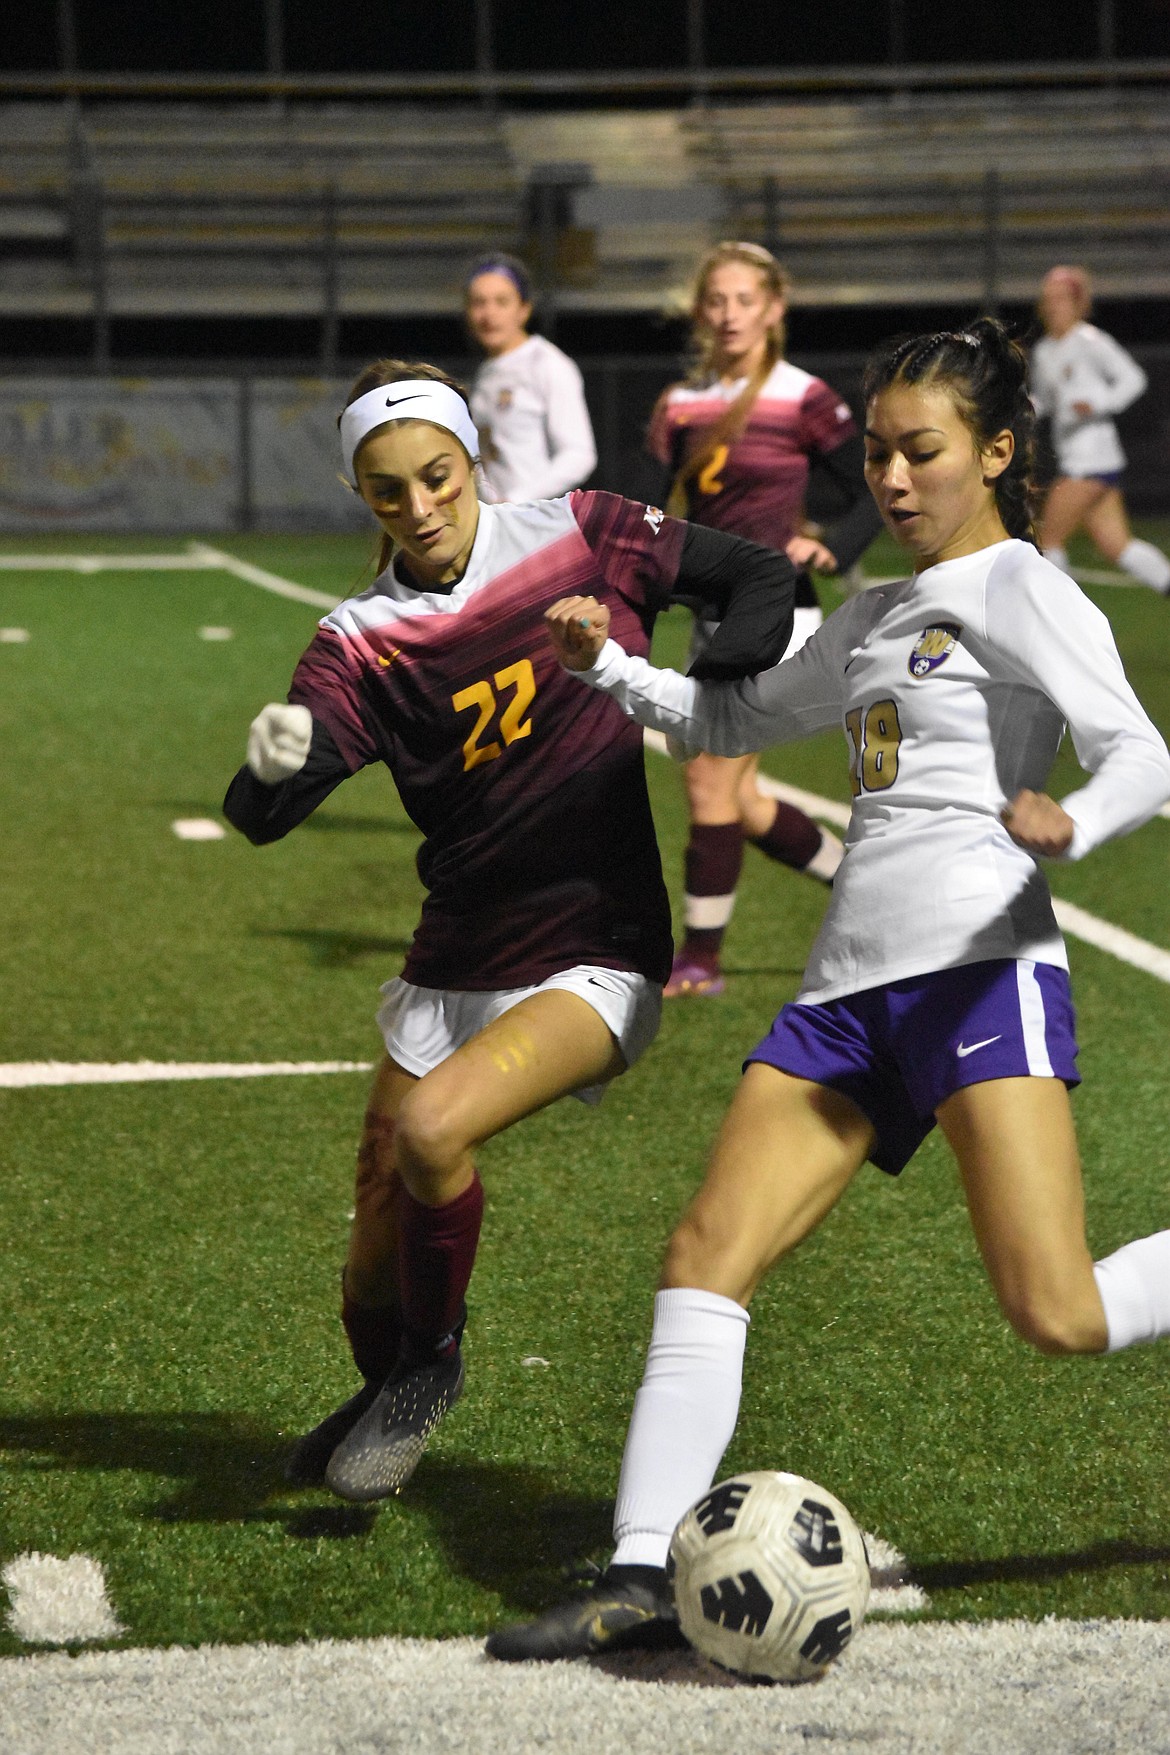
2 350 1167 531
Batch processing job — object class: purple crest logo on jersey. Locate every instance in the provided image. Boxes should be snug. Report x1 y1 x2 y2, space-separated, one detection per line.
908 623 962 678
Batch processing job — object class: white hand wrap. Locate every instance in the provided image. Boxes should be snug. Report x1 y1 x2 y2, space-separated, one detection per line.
246 703 313 785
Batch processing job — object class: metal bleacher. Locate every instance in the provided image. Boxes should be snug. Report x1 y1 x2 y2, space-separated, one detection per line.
0 83 1168 338
0 102 524 326
684 88 1170 306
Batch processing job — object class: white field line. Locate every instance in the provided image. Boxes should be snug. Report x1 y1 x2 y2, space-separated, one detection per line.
0 1061 373 1089
2 1555 121 1645
1 1621 1167 1755
186 542 340 609
862 1531 929 1615
644 730 1170 985
0 545 339 610
0 553 222 572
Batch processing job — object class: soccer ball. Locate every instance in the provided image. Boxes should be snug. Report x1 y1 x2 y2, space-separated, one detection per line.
668 1470 870 1683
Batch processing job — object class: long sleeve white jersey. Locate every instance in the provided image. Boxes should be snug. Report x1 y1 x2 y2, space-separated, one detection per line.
471 334 598 502
578 538 1170 1004
1030 321 1148 477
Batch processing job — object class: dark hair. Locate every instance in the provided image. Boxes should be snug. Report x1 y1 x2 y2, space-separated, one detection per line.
862 316 1039 546
340 359 475 576
465 252 533 305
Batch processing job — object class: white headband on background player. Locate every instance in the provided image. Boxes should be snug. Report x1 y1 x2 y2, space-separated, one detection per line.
339 381 481 486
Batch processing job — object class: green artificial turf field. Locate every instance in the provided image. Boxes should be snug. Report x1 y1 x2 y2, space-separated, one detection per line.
0 527 1167 1653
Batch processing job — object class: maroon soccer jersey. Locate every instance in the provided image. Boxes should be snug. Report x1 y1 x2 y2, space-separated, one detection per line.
646 359 856 551
287 492 683 990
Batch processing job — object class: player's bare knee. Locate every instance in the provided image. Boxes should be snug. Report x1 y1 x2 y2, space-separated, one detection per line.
1003 1291 1105 1356
661 1214 756 1302
393 1084 469 1191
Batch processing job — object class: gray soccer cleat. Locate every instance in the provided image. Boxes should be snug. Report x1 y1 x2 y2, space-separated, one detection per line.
485 1564 683 1662
283 1379 384 1487
324 1349 465 1502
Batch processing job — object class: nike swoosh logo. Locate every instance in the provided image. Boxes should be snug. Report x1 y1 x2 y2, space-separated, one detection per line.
587 976 620 992
384 393 427 410
956 1035 1002 1058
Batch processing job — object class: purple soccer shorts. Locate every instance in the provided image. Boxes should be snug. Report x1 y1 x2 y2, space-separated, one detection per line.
746 957 1079 1175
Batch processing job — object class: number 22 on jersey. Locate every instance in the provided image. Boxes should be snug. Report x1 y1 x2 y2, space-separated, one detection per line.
452 659 536 772
845 698 902 796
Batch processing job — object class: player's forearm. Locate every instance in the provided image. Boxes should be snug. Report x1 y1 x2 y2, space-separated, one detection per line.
572 638 788 757
1058 727 1170 858
223 716 350 843
671 523 795 680
524 442 598 499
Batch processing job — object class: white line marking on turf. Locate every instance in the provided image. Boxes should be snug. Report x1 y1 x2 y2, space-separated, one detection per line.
171 818 226 840
863 1531 929 1615
1051 899 1170 984
0 548 338 608
198 625 234 641
0 1061 373 1089
1 1622 1167 1754
187 542 340 610
0 627 31 641
0 553 222 571
2 1554 122 1645
644 731 1170 984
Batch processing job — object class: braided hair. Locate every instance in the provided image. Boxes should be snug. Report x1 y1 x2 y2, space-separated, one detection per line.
862 317 1039 547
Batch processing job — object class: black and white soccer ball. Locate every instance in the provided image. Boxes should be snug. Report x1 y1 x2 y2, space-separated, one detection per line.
668 1470 870 1683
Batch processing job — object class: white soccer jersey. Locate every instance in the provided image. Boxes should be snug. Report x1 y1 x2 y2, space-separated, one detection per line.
576 539 1170 1004
470 334 597 501
1030 322 1148 478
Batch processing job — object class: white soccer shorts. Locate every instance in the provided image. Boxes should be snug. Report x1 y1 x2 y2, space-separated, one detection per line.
375 965 663 1106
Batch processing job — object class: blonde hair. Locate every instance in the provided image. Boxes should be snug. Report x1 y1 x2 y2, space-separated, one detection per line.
1040 264 1093 321
689 240 791 380
665 242 791 514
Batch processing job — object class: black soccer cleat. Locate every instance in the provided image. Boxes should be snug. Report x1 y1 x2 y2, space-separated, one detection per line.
324 1348 465 1502
484 1564 684 1662
283 1379 383 1487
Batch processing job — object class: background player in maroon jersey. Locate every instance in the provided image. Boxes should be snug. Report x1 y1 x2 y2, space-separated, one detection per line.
642 242 881 997
224 359 797 1503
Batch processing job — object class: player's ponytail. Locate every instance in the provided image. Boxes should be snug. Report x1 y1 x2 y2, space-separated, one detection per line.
340 359 476 576
863 318 1039 547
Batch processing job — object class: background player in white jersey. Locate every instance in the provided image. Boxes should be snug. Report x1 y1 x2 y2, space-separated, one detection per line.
223 359 797 1504
1031 264 1170 595
642 242 881 997
466 253 597 501
486 317 1170 1661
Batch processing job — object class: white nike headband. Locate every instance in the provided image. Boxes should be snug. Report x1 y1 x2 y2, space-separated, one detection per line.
339 381 481 486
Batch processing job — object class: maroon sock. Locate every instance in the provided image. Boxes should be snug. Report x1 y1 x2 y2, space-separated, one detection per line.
397 1172 484 1362
341 1291 403 1384
681 823 745 964
748 802 822 871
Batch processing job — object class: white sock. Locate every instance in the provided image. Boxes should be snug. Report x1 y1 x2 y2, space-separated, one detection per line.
683 892 737 932
1118 539 1170 594
804 827 844 883
1093 1230 1170 1351
1044 545 1073 575
612 1287 749 1569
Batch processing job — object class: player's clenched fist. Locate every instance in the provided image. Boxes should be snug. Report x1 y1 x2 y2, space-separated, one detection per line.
247 703 313 784
545 595 610 671
1000 787 1075 858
